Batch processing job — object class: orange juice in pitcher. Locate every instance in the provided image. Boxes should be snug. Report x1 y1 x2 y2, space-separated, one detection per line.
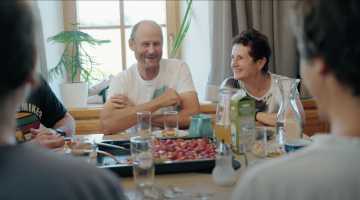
214 123 231 146
214 88 242 146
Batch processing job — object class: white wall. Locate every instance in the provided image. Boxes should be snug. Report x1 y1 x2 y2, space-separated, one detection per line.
180 1 211 103
38 1 66 101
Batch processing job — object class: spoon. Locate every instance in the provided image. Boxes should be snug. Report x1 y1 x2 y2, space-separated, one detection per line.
164 187 207 200
95 142 126 149
167 185 214 195
137 188 157 199
71 149 130 164
186 197 207 200
155 187 176 199
97 150 131 164
136 188 168 200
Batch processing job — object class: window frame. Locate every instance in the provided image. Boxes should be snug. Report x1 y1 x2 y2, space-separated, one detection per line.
62 0 181 82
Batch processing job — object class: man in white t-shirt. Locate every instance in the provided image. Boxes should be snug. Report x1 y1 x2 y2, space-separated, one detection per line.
100 20 200 134
231 1 360 200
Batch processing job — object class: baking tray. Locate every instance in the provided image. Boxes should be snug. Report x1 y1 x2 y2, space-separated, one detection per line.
96 136 235 177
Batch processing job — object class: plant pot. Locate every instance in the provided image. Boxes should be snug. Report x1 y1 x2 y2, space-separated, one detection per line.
59 81 88 108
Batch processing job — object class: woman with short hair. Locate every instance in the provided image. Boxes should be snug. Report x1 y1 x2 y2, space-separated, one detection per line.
221 28 305 126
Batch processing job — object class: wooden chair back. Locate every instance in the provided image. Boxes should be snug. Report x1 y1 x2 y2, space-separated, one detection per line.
68 99 329 137
67 107 102 135
200 103 217 126
200 99 330 137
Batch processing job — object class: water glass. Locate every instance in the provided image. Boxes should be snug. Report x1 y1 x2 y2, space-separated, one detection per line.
242 127 267 169
130 136 155 192
164 111 178 137
71 136 95 164
137 111 151 136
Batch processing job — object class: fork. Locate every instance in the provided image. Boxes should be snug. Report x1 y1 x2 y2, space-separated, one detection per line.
167 185 214 195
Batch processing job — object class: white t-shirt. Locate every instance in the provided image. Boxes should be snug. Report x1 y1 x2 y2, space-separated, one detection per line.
108 58 196 133
231 135 360 200
220 72 298 113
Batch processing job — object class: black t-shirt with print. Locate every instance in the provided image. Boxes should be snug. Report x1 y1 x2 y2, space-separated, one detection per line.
15 73 67 143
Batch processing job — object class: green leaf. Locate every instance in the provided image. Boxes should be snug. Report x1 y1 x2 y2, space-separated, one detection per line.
47 23 111 84
170 0 192 59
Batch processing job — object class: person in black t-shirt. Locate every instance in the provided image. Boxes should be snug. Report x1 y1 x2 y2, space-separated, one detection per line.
15 73 75 148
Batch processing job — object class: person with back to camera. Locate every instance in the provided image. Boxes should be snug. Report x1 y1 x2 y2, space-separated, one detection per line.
0 2 126 200
231 1 360 200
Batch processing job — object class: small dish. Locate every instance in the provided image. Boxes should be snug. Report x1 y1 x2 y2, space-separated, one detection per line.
266 129 275 138
152 130 189 138
284 139 311 153
263 143 285 159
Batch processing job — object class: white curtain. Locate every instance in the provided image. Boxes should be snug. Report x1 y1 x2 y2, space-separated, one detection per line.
206 0 298 102
206 1 233 102
27 0 48 81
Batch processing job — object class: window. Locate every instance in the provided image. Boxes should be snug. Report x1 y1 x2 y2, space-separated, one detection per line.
62 1 179 85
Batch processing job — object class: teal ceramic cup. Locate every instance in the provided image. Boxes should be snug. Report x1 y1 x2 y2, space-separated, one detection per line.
284 139 311 153
189 114 213 137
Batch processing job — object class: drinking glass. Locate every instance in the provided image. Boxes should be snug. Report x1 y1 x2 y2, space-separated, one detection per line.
71 136 95 164
242 127 267 169
137 111 151 136
130 136 155 192
164 111 178 137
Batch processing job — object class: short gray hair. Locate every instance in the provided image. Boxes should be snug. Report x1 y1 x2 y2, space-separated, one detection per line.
130 20 163 43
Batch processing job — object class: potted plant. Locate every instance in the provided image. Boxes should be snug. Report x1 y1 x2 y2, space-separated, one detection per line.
47 22 111 108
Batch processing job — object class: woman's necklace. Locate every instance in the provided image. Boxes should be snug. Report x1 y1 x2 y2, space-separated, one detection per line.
257 75 267 98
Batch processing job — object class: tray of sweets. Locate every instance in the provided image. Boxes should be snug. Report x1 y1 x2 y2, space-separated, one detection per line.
96 136 237 177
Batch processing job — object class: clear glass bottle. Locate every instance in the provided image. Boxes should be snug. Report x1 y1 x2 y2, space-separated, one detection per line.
212 140 236 186
214 88 242 146
275 79 302 144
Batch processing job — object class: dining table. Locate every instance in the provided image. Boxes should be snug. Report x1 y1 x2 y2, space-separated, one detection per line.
85 127 310 200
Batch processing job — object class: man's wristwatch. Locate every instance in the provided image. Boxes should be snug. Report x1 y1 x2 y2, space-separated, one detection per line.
53 129 66 137
255 110 258 121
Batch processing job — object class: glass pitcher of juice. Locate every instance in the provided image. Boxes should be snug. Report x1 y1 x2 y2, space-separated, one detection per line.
214 88 242 146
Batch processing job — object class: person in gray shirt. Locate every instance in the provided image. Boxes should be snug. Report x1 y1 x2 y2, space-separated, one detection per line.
0 2 126 200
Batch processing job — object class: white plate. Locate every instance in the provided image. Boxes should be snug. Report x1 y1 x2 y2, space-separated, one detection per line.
151 130 189 138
